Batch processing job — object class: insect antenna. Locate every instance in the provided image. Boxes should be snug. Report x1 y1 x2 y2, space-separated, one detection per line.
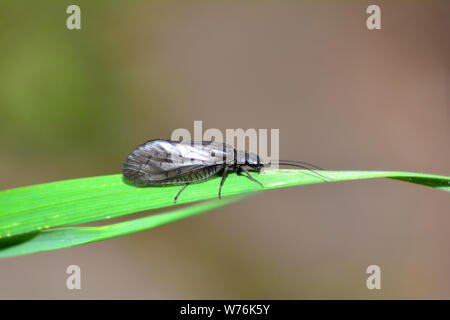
277 159 325 171
270 160 329 181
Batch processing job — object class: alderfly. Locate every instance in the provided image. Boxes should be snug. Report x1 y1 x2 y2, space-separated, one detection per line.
122 139 327 203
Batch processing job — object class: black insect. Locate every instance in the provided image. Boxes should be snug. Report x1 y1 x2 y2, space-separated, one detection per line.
122 139 327 203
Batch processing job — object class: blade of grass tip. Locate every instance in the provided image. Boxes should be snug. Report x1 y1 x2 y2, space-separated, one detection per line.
0 195 247 258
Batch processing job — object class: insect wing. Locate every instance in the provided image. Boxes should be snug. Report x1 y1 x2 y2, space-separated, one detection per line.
123 140 234 185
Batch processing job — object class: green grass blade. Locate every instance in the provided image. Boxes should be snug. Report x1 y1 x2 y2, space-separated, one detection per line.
0 170 449 241
0 196 244 258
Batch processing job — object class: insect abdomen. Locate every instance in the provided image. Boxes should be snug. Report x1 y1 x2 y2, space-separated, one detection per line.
156 165 223 185
123 163 223 186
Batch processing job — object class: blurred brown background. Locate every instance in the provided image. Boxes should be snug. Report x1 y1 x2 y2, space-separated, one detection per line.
0 0 449 299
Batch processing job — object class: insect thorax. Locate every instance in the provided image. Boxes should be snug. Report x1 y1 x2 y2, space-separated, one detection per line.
235 150 261 165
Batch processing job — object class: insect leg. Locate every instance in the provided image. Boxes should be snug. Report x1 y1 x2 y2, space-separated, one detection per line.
240 166 264 188
218 167 229 199
174 183 189 204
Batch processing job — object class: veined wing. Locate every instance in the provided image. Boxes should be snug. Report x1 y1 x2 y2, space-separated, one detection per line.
122 139 235 185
